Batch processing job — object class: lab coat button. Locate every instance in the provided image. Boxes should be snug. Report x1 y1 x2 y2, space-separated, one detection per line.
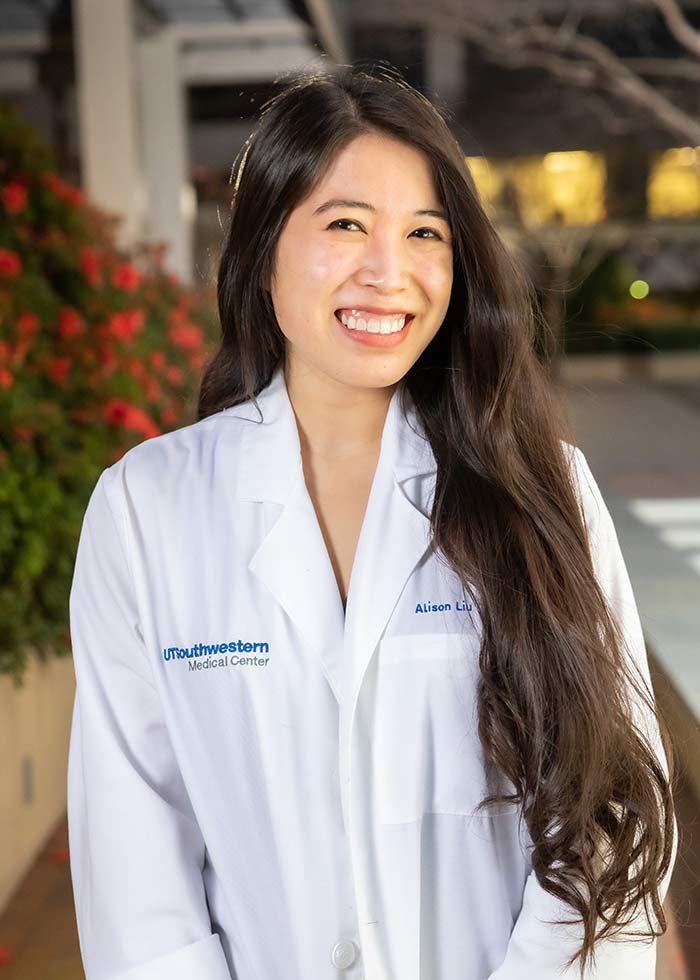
330 939 358 969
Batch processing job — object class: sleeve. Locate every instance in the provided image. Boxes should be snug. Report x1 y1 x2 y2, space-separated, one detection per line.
486 446 678 980
67 469 232 980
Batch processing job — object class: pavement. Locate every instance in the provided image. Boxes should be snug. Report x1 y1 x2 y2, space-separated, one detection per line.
0 377 697 980
566 380 700 757
566 379 700 980
0 818 79 979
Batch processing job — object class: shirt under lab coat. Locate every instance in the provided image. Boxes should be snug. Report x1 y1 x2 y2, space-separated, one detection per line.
67 362 676 980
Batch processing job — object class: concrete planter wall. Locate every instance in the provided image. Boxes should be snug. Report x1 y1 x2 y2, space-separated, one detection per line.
0 653 76 913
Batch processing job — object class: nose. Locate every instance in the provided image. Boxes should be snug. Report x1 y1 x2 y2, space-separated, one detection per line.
356 234 411 291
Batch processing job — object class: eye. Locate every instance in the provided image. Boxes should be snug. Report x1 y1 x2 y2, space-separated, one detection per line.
327 218 362 231
326 219 446 241
412 227 444 241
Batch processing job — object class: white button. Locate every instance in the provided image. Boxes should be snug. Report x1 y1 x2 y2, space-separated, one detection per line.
330 939 358 969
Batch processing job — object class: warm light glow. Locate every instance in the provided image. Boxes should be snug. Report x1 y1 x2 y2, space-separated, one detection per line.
648 147 700 217
465 156 503 218
676 147 698 166
630 279 650 299
543 151 579 173
465 150 606 226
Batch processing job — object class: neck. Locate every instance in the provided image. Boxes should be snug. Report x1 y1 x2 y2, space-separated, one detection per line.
283 359 397 461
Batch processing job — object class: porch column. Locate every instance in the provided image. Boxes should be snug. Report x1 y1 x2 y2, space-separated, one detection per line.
73 0 145 249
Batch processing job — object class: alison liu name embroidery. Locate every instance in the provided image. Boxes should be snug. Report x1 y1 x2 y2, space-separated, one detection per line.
415 599 473 614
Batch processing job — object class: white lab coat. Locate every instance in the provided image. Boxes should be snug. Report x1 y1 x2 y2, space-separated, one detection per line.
67 362 675 980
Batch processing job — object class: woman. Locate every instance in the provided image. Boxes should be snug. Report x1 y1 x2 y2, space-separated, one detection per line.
67 64 677 980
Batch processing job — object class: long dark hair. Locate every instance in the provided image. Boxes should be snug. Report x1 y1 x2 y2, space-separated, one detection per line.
199 63 675 974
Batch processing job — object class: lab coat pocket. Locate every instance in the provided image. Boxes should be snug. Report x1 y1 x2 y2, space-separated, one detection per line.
374 632 520 824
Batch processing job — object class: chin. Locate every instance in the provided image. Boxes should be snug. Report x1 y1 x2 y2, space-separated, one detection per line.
335 362 411 391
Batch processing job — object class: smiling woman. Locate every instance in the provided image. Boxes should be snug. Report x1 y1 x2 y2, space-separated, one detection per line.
268 130 453 381
67 63 676 980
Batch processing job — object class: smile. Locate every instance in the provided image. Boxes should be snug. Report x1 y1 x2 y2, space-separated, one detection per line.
335 309 415 334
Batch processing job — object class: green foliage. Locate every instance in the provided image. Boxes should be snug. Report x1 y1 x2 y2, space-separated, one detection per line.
0 99 219 687
565 246 700 355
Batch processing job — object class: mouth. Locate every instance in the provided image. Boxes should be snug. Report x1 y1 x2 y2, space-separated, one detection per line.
333 309 415 348
335 309 414 336
334 309 415 335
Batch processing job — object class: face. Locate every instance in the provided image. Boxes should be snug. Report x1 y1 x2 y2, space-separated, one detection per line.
268 132 454 394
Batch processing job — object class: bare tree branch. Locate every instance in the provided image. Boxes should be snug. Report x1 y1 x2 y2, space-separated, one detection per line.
644 0 700 58
573 91 642 135
350 0 700 144
509 17 700 141
620 57 700 82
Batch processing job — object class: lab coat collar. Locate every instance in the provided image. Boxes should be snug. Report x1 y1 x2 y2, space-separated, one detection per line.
223 361 437 502
221 361 437 706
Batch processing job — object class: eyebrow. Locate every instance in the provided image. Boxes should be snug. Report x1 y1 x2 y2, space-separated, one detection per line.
312 198 450 223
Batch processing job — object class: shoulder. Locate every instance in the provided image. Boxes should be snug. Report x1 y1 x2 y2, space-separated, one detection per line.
560 440 612 544
97 404 255 515
562 440 610 532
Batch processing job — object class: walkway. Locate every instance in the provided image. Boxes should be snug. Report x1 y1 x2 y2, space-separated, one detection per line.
566 379 700 979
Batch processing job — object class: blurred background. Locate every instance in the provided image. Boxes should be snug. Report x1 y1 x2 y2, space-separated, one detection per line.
0 1 699 977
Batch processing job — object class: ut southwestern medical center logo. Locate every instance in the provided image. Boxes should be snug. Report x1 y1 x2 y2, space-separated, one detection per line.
162 638 270 673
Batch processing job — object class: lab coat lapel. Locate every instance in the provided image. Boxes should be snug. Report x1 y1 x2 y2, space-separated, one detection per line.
343 383 436 710
226 365 345 699
223 364 437 711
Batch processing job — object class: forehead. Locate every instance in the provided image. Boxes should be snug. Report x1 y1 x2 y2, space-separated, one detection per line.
307 133 442 207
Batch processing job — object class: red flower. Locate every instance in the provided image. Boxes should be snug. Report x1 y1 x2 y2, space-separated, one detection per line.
10 338 31 366
102 399 131 425
0 249 22 277
144 377 162 401
149 351 166 370
80 248 102 287
107 309 145 342
164 365 184 386
102 399 160 439
111 262 142 292
126 357 146 380
170 306 190 324
58 307 84 339
161 405 179 426
46 357 71 384
168 322 204 351
18 312 39 338
0 367 13 388
43 172 84 206
191 351 208 370
2 181 28 213
96 345 118 377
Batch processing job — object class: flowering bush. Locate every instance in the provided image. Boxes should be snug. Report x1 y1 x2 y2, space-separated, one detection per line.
0 99 219 686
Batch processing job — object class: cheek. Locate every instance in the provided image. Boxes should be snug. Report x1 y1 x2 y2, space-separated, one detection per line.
305 242 349 285
413 249 452 287
438 257 454 305
440 271 454 311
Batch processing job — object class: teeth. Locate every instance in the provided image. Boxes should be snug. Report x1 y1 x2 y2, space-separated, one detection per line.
338 310 408 334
